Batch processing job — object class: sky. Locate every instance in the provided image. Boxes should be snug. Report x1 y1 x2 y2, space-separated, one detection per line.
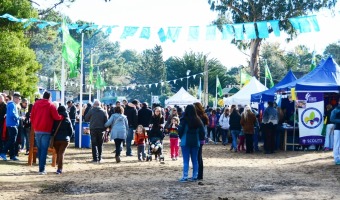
33 0 340 68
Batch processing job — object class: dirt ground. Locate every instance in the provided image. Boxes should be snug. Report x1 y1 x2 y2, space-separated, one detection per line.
0 138 339 200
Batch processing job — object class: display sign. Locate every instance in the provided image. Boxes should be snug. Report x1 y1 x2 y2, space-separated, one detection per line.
297 92 324 145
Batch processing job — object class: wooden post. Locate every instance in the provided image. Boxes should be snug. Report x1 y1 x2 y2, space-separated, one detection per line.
27 127 35 166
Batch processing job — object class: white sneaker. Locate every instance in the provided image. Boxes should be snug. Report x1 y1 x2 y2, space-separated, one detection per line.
39 171 47 175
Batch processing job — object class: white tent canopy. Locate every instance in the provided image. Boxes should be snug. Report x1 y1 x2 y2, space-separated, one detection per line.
165 87 199 106
224 77 267 106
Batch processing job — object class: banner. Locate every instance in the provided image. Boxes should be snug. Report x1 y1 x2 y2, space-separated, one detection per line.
297 92 324 145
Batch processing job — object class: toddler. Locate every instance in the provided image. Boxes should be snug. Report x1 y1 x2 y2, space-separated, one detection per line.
134 125 148 161
168 117 180 160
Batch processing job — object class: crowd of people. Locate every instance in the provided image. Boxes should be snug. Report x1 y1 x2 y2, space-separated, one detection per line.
0 91 339 179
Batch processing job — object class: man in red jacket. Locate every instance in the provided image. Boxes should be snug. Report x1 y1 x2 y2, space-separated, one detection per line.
31 91 63 175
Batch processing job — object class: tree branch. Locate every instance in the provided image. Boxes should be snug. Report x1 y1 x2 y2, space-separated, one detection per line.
226 1 249 22
38 0 65 16
28 0 40 6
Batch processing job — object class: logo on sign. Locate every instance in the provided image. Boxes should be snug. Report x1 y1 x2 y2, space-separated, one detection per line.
301 107 322 129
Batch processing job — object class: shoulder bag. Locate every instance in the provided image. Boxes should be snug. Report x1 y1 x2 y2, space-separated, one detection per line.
49 121 62 148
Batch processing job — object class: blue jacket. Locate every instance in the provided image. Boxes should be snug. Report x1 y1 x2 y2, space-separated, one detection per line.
105 113 129 140
330 106 340 130
178 119 205 147
6 101 20 127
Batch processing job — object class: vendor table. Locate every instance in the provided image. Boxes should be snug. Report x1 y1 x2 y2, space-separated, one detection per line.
283 125 300 151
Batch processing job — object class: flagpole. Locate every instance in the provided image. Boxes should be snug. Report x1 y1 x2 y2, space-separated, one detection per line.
199 77 202 102
79 32 84 149
61 55 65 105
89 49 92 103
264 60 267 88
215 75 218 108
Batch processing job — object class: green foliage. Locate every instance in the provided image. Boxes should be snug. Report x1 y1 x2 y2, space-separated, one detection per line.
0 0 40 98
323 42 340 65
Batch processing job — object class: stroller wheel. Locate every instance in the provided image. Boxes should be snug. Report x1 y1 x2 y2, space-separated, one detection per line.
147 155 152 161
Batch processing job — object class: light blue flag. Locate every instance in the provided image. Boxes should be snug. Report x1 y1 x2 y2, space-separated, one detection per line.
233 24 244 40
188 26 200 41
309 15 320 32
0 14 20 22
244 22 256 39
222 24 234 40
120 26 139 39
289 17 312 33
140 27 151 39
269 20 280 36
69 23 79 29
167 27 182 42
37 22 49 29
206 25 216 40
256 21 269 38
158 28 167 42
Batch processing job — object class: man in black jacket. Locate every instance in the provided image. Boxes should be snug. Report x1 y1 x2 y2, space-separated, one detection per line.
124 99 139 156
138 102 152 127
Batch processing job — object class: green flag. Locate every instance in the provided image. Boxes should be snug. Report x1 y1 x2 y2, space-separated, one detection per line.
240 70 252 85
95 71 106 89
216 76 223 97
54 72 62 90
310 51 316 71
89 56 94 84
265 62 274 88
61 20 81 78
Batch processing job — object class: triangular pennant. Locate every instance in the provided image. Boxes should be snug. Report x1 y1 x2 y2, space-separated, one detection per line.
161 82 164 86
174 80 177 84
155 83 158 87
193 75 197 79
180 78 183 81
116 86 118 90
149 84 152 88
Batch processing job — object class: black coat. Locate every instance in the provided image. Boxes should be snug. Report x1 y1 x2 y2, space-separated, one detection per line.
52 117 74 142
229 111 242 131
138 107 152 127
124 103 138 129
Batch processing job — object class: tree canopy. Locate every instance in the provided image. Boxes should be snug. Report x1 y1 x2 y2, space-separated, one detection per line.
210 0 337 78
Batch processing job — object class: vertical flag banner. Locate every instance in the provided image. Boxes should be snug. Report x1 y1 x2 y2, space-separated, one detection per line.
54 72 62 90
297 92 324 145
310 51 316 71
61 20 81 78
95 71 106 89
216 76 223 97
265 62 274 88
240 70 252 86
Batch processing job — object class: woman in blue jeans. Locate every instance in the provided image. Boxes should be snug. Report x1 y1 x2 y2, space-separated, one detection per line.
229 105 242 152
178 105 205 182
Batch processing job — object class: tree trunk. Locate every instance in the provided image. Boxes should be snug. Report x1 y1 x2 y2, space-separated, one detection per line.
249 38 262 79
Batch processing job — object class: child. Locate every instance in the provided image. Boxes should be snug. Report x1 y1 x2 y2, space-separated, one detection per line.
168 116 180 160
238 130 246 152
134 125 148 161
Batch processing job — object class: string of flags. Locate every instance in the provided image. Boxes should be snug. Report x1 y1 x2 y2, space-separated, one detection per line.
39 70 209 91
0 13 320 42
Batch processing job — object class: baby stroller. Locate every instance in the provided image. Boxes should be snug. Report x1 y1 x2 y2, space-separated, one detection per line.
146 137 164 162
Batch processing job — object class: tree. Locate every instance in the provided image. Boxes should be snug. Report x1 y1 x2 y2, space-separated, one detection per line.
324 42 340 65
0 0 41 98
209 0 337 78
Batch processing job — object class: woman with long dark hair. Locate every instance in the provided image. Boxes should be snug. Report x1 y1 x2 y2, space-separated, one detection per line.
193 102 208 180
178 105 205 182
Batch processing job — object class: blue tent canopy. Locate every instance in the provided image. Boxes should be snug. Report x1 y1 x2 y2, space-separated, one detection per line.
251 70 297 102
295 56 340 92
276 59 326 91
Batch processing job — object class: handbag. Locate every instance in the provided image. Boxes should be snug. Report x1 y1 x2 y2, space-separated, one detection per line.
49 121 62 148
321 117 327 136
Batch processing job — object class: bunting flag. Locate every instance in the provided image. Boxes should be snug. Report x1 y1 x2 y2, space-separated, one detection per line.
310 51 316 71
216 76 223 97
54 72 62 90
240 70 252 85
265 62 274 88
61 19 81 78
0 13 321 41
95 71 106 89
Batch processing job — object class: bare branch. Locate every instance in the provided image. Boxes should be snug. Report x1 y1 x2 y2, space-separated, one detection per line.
38 0 65 16
28 0 40 6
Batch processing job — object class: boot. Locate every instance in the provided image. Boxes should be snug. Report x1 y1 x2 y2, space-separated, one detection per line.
115 156 121 163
